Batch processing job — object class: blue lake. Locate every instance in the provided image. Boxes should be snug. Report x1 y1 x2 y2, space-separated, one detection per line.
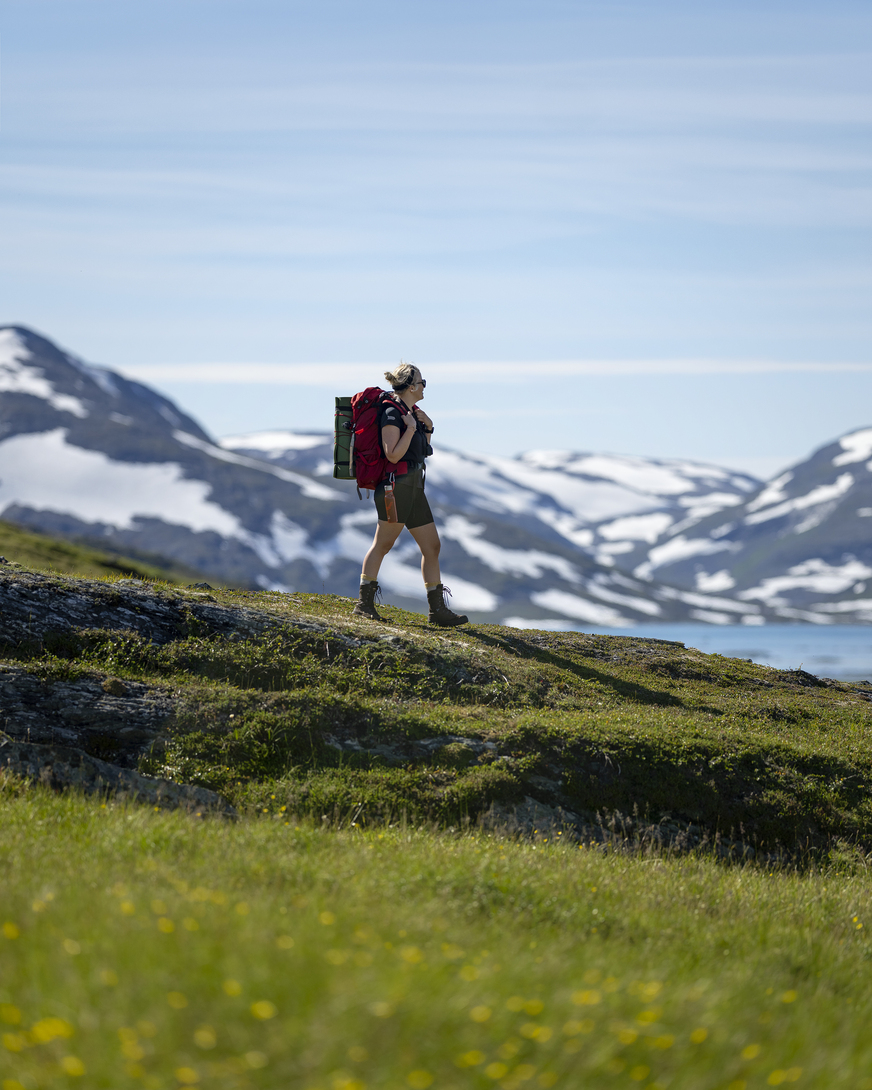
573 624 872 681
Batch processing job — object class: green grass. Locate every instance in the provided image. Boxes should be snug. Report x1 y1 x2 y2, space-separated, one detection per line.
2 782 872 1089
0 519 209 583
9 582 872 854
6 571 872 1087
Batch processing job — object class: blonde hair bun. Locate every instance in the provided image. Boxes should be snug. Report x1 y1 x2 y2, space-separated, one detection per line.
384 362 419 390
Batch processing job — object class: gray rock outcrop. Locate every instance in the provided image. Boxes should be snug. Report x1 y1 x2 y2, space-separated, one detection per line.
0 661 173 766
0 738 234 815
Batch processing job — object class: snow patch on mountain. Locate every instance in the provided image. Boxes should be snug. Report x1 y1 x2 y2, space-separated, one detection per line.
636 534 737 578
695 569 736 593
174 430 341 501
427 450 555 518
520 451 753 497
0 428 243 535
812 599 872 618
657 587 760 616
223 431 329 456
66 351 120 398
737 558 872 605
833 427 872 467
585 577 662 616
677 492 746 521
427 448 661 529
744 473 854 526
530 589 632 626
746 472 794 513
0 329 89 418
598 512 673 544
441 514 582 583
399 445 739 528
506 454 695 522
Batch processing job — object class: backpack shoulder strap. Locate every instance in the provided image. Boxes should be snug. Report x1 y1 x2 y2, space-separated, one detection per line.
379 391 411 417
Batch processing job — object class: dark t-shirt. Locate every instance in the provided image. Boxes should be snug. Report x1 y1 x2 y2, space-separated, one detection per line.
379 397 429 471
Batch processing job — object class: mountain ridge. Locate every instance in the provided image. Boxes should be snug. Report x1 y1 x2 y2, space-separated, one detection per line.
633 426 872 624
1 325 867 626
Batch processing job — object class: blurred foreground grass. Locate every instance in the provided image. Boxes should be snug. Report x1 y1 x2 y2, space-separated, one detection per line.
2 781 872 1090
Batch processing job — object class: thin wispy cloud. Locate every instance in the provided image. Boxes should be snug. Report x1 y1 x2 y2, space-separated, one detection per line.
123 360 872 385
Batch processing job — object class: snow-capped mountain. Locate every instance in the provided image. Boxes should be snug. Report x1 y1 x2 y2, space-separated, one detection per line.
0 326 348 589
631 426 872 624
223 433 760 566
222 429 770 626
0 325 777 626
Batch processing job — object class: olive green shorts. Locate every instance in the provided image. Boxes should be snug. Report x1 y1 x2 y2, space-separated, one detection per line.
374 467 434 529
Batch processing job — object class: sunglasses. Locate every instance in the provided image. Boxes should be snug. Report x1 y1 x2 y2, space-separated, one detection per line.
416 378 426 388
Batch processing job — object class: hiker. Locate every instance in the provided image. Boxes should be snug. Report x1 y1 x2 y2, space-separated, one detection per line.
353 363 468 627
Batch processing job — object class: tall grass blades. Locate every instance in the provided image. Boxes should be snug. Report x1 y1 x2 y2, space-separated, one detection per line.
1 787 872 1089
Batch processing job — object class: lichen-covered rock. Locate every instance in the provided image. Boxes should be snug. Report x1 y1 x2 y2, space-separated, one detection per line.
0 738 235 815
0 661 175 766
0 569 358 813
0 569 353 648
0 570 273 646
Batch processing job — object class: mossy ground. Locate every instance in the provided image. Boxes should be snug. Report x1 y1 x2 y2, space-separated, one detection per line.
6 578 872 855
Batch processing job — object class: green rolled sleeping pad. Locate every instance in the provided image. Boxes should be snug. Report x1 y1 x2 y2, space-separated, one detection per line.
334 396 355 479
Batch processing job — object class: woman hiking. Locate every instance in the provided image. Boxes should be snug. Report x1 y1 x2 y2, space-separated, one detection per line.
353 363 468 627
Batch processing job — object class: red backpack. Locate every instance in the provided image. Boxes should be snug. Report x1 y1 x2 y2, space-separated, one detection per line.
345 387 409 494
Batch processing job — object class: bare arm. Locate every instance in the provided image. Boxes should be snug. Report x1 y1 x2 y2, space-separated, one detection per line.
382 415 418 463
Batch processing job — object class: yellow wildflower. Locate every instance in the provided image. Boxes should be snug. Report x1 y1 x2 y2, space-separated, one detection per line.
456 1050 485 1067
194 1026 217 1049
251 1000 277 1020
30 1017 74 1042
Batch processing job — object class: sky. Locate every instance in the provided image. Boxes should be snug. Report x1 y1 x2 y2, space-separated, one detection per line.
2 0 871 478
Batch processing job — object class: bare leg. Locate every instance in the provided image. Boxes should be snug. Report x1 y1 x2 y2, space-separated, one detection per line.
408 521 441 585
362 520 405 580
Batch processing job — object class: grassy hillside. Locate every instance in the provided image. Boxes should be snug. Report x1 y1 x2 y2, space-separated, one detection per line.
5 574 872 855
0 518 210 583
4 573 872 1086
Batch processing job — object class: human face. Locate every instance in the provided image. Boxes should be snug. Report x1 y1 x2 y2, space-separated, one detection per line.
411 375 426 399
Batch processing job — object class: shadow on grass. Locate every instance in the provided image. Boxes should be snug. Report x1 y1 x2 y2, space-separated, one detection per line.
464 628 686 709
558 732 872 851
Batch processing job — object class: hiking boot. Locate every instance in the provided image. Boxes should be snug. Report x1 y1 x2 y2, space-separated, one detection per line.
352 580 382 620
427 584 468 627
